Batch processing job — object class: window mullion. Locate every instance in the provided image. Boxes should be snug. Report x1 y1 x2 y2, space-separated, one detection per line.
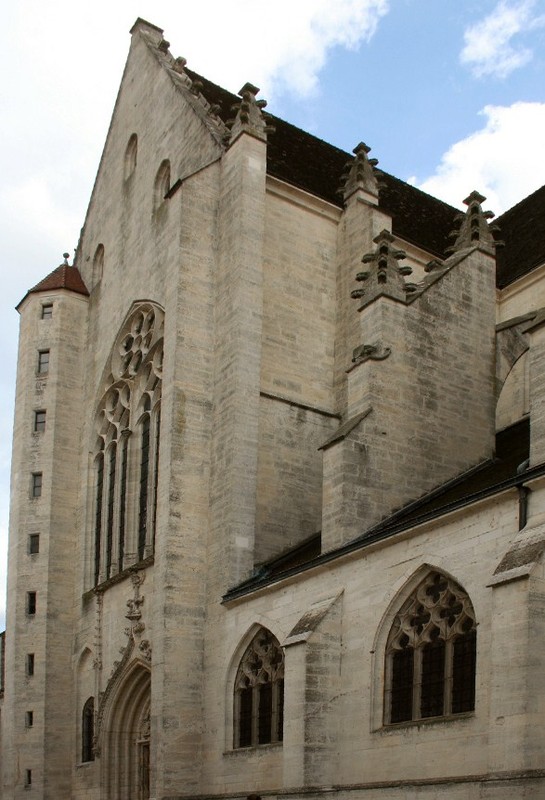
444 638 454 715
271 681 278 743
413 647 422 720
251 685 259 746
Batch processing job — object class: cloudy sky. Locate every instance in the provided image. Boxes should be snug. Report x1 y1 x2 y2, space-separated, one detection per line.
1 0 544 627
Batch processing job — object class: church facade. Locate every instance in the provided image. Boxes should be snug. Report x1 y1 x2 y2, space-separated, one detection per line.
2 17 545 800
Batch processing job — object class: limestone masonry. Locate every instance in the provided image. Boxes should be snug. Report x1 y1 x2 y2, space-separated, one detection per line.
2 16 545 800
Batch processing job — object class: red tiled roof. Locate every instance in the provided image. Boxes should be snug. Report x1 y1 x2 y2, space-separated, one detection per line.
18 264 89 309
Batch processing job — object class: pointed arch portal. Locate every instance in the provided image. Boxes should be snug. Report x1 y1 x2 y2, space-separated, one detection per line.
101 661 151 800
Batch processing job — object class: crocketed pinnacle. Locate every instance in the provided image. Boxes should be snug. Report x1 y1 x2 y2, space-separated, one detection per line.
226 83 275 145
340 142 379 203
351 230 412 308
447 191 500 256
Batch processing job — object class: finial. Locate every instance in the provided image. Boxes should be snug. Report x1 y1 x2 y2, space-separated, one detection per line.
226 83 273 145
63 252 70 265
446 191 499 256
339 142 379 204
351 230 411 308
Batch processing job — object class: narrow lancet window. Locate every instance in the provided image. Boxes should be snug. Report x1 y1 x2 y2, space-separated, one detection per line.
138 410 150 561
118 435 128 572
94 452 104 585
82 697 95 762
105 443 117 577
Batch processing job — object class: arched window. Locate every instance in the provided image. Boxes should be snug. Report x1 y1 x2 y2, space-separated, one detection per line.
92 303 163 585
93 448 104 586
124 133 138 180
82 697 95 762
138 400 151 562
234 628 284 748
105 441 117 575
153 159 170 210
384 571 476 725
93 244 104 285
118 434 129 572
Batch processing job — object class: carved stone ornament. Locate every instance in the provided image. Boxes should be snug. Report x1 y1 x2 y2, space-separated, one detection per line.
139 640 152 662
352 230 411 307
235 629 284 691
351 342 392 366
126 571 145 623
446 190 502 256
387 572 476 653
339 141 379 202
226 83 274 145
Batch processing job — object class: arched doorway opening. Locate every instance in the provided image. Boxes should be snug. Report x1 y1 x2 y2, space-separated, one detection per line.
101 661 151 800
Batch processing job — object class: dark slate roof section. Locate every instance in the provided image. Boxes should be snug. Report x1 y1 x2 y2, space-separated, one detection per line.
185 67 459 258
17 263 89 310
223 418 531 602
232 534 322 596
495 183 545 289
361 416 529 533
187 67 545 282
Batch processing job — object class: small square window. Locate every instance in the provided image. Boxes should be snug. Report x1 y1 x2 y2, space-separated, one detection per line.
34 410 46 433
26 592 36 616
28 534 40 554
41 303 53 319
26 653 35 676
37 350 49 374
25 769 32 787
31 473 42 498
25 711 33 728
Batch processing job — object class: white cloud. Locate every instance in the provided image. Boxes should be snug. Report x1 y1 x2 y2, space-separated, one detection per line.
410 102 545 214
0 0 391 629
460 0 543 78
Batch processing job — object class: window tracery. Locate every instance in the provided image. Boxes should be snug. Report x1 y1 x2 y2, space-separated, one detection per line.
234 628 284 748
384 571 476 725
92 303 163 585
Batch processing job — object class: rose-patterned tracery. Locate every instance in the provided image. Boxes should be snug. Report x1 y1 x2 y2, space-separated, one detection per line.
234 628 284 748
93 303 164 585
384 572 476 725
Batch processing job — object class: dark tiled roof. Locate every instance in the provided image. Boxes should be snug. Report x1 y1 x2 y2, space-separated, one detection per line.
18 264 89 309
365 417 529 531
495 184 545 288
186 67 544 287
224 419 530 602
186 68 458 259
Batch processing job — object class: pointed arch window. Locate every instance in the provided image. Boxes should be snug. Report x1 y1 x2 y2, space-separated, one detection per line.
234 628 284 748
105 441 117 575
92 304 163 585
82 697 95 762
138 401 151 561
384 572 476 725
118 434 129 572
94 449 104 585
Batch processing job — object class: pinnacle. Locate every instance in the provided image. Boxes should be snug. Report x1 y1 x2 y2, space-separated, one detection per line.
447 191 502 256
339 142 379 203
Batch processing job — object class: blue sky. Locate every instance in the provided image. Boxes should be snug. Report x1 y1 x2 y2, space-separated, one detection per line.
1 0 545 627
